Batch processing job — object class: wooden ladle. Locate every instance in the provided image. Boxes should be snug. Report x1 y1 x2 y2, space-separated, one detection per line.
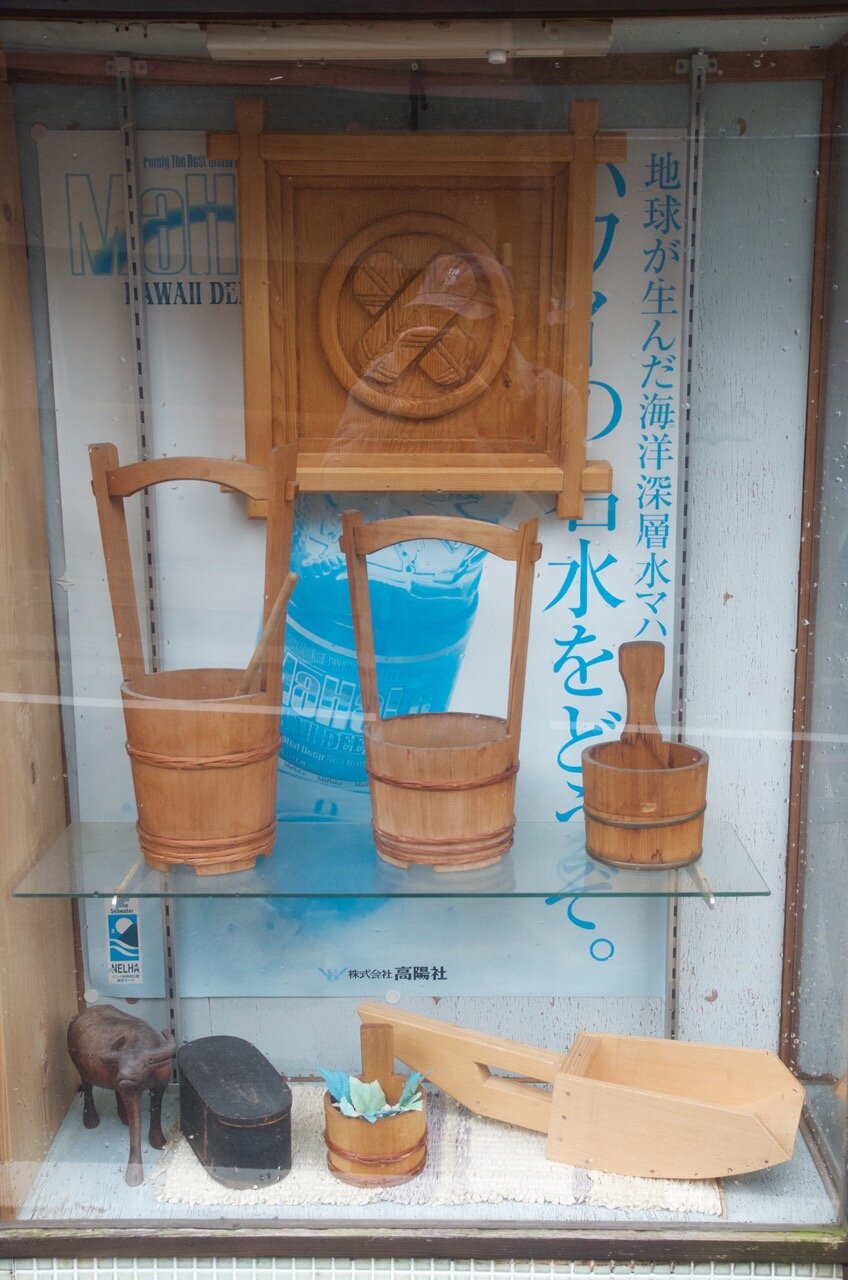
618 640 670 768
236 572 298 696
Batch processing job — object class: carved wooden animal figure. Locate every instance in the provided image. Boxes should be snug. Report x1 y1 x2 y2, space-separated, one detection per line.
67 1004 176 1186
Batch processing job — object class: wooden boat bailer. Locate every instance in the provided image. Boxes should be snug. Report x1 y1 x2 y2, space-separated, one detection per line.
339 512 541 871
89 444 297 875
582 640 709 867
358 1002 804 1180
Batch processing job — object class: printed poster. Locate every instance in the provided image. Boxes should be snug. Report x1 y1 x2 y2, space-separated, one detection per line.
39 128 685 998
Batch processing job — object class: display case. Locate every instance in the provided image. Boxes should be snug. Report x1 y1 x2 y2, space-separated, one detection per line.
1 2 847 1263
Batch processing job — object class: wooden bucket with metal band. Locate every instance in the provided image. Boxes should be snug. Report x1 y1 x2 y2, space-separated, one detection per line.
89 443 297 876
582 641 709 868
323 1024 427 1186
340 512 541 873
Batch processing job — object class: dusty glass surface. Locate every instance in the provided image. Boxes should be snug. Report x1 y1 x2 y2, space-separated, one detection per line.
13 815 768 900
795 68 848 1216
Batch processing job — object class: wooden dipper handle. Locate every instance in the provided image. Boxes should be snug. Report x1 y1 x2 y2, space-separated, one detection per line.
618 641 666 760
236 572 298 696
360 1023 395 1087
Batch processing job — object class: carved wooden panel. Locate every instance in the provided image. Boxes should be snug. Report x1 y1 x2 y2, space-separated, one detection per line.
318 211 514 422
208 101 624 517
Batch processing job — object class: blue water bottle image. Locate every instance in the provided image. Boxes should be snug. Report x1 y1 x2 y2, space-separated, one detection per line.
278 490 513 820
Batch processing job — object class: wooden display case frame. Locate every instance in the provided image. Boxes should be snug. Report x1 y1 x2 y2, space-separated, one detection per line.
207 98 624 518
1 27 848 1263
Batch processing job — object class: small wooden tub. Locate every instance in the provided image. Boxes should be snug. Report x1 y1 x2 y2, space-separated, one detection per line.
122 668 281 876
324 1024 427 1186
582 641 708 868
340 512 541 873
323 1091 427 1186
582 737 708 868
366 711 516 870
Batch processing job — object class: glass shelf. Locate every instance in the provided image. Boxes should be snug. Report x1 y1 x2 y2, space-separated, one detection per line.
13 814 768 901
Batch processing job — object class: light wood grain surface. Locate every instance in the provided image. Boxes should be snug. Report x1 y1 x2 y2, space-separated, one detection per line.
0 67 78 1217
217 105 617 512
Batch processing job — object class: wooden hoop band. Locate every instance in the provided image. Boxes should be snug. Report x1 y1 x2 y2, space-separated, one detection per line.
374 822 514 852
373 822 514 862
367 762 518 792
325 1151 427 1185
324 1132 427 1167
137 820 276 855
376 847 509 871
583 805 706 831
126 739 281 770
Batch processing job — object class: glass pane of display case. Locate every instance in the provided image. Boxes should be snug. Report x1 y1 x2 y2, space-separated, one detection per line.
0 7 847 1261
13 815 768 900
793 64 848 1223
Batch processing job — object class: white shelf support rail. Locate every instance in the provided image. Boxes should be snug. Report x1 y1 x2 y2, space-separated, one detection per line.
113 59 180 1056
665 50 714 1035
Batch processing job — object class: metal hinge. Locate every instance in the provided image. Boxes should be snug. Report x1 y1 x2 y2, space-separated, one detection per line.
676 54 717 76
107 57 148 76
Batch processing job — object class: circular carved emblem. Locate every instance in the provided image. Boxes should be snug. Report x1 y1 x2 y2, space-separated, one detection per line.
318 212 514 420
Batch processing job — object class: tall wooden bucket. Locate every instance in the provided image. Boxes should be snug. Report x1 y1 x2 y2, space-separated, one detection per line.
582 642 709 868
89 445 297 875
121 668 283 874
340 513 541 872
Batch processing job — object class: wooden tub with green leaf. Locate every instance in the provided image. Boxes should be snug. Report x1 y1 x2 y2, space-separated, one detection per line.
321 1024 427 1185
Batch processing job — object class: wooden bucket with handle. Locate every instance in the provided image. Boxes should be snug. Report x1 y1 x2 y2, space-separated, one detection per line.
581 640 709 868
89 444 297 875
339 513 542 872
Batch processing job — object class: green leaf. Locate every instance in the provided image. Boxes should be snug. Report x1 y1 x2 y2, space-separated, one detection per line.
398 1072 426 1109
319 1069 352 1106
325 1070 424 1122
349 1076 388 1118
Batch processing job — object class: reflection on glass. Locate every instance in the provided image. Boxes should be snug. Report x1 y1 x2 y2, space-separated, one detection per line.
795 73 848 1208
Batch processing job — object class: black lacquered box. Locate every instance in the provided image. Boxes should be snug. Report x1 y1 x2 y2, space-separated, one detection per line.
178 1035 293 1188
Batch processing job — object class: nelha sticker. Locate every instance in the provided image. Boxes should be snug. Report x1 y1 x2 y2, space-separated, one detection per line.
106 898 142 985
